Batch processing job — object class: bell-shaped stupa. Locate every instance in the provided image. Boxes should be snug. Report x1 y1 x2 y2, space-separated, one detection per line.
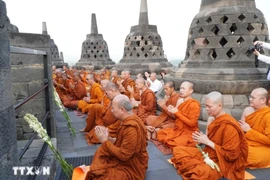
76 13 115 70
116 0 172 74
169 0 270 120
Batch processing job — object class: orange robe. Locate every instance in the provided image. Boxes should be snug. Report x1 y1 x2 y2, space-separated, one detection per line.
171 114 248 180
84 104 119 144
77 83 104 113
62 81 86 109
121 78 136 98
136 88 156 123
63 78 74 96
111 76 122 86
245 107 270 168
54 76 65 98
81 114 149 180
157 99 200 148
146 92 181 128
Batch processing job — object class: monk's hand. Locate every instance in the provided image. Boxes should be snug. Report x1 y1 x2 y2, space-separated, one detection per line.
83 97 90 103
127 85 134 93
157 99 165 107
95 126 108 143
192 131 210 145
167 105 177 113
239 120 251 132
131 99 139 107
108 137 116 144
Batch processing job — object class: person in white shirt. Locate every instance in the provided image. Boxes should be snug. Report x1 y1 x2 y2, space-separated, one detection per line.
149 73 163 93
253 41 270 80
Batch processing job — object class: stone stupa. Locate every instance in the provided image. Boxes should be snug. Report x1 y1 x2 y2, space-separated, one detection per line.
116 0 172 74
42 22 65 67
169 0 270 120
76 13 115 70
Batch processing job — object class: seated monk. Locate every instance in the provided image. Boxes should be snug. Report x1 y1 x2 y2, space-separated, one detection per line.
82 82 121 144
146 80 181 139
110 69 122 86
129 77 156 123
239 87 270 168
120 70 136 98
171 91 248 180
77 74 104 113
53 69 65 98
62 72 86 109
62 73 74 97
72 95 149 180
156 81 200 149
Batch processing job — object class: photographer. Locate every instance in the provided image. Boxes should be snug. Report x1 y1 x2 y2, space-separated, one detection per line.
253 41 270 64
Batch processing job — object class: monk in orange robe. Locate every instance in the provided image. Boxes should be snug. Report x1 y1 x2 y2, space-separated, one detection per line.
157 81 200 148
110 69 122 86
130 78 156 123
62 72 86 109
146 80 181 139
53 69 66 98
82 82 121 144
239 87 270 168
72 95 148 180
120 70 137 98
77 74 104 113
171 91 248 180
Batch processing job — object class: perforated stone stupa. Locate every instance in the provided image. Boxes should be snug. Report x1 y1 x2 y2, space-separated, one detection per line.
169 0 270 120
116 0 172 74
76 13 115 70
42 22 65 67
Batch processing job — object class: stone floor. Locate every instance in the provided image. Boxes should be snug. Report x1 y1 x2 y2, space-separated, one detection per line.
55 109 183 180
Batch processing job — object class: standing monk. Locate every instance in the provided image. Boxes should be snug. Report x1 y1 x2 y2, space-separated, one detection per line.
146 80 181 139
156 81 200 149
239 87 270 168
130 78 157 123
172 91 248 180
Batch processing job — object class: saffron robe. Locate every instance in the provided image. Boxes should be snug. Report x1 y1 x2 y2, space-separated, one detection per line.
77 83 104 113
171 114 248 180
62 81 86 109
136 88 157 123
146 92 181 128
54 76 65 98
245 106 270 168
157 99 200 148
84 114 149 180
121 78 136 98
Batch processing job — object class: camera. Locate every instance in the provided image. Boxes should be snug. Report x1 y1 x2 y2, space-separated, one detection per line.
248 43 262 67
248 43 262 52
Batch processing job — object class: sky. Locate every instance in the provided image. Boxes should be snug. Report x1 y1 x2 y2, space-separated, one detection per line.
4 0 270 66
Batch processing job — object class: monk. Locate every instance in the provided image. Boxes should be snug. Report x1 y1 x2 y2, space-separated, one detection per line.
120 70 136 98
62 72 86 109
130 78 156 123
156 81 200 148
146 80 181 139
77 74 104 113
53 69 65 98
72 95 149 180
62 73 74 97
171 91 248 180
239 87 270 168
110 69 122 85
82 82 121 144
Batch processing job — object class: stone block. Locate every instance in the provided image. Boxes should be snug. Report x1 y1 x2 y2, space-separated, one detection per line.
231 108 244 120
22 125 34 133
11 65 44 83
233 95 249 108
0 71 13 112
9 32 50 48
223 95 234 108
12 82 28 101
10 53 44 66
16 126 24 140
22 133 35 140
28 81 46 99
201 108 209 121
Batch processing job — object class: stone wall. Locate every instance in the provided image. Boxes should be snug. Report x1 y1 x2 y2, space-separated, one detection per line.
9 32 55 140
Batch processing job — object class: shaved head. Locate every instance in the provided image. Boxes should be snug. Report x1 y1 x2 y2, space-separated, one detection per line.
136 77 146 85
86 74 94 80
113 94 133 112
252 88 268 100
206 91 223 105
183 81 194 90
105 82 118 91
